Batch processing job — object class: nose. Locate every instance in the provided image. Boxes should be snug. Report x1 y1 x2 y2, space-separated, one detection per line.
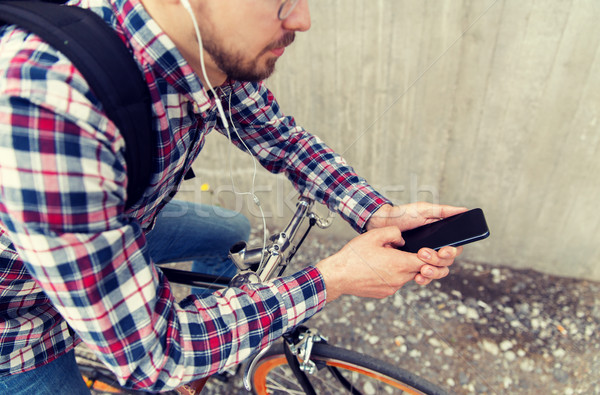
282 0 311 32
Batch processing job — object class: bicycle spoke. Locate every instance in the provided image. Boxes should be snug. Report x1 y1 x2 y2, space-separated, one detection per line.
265 367 305 394
265 363 387 395
307 372 350 393
328 366 363 394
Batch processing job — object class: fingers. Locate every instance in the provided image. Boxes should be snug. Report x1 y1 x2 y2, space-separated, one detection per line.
415 204 468 225
414 266 450 285
383 203 468 231
414 245 463 285
434 204 469 219
418 246 462 265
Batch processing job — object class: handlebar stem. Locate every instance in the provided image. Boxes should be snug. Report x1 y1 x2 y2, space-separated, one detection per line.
228 197 314 285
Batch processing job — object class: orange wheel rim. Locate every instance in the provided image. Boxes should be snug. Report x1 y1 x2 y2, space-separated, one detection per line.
253 356 288 394
252 356 425 395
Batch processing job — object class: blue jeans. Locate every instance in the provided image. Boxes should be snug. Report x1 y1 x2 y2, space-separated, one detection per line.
1 200 250 393
0 350 90 394
146 200 251 293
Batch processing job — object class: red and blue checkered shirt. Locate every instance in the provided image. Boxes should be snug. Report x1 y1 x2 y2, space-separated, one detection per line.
0 0 390 390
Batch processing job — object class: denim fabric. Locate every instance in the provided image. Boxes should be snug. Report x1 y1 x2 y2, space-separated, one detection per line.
146 200 251 294
0 350 90 394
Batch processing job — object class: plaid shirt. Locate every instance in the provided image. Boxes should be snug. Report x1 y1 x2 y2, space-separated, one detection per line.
0 0 390 390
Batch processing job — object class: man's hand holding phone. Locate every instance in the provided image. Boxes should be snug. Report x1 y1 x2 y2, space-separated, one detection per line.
364 202 488 286
316 226 460 302
316 202 489 302
316 203 471 302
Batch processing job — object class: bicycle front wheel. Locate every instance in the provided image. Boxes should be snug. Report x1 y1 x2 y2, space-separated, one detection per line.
249 342 448 395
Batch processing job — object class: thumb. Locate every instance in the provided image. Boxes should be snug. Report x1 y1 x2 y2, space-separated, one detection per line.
363 226 404 248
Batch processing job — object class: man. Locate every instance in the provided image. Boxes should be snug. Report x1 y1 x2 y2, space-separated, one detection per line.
0 0 464 392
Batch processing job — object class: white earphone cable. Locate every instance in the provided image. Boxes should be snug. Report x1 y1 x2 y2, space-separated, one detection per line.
226 92 268 265
181 0 267 266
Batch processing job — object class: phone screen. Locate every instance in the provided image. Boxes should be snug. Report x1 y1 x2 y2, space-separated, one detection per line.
398 208 490 253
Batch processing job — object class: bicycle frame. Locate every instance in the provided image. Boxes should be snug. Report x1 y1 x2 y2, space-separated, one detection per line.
161 197 333 290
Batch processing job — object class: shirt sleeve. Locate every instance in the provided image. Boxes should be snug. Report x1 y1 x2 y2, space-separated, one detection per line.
0 36 326 391
224 81 391 233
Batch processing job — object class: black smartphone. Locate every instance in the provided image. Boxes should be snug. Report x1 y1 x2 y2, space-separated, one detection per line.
398 208 490 253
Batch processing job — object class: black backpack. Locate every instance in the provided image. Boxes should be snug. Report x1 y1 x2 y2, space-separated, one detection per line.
0 0 154 209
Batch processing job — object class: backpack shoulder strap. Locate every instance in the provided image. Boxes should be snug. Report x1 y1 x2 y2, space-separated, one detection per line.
0 1 154 209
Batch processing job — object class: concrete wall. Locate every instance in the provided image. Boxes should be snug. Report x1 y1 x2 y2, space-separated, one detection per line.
186 0 600 281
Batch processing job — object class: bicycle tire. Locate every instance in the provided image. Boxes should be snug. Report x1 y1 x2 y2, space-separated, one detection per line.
249 342 449 395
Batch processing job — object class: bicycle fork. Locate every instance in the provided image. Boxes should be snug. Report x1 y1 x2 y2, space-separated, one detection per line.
243 326 327 394
281 327 364 395
284 328 327 375
244 326 365 395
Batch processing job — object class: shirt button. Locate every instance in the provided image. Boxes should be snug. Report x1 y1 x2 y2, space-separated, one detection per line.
192 102 200 113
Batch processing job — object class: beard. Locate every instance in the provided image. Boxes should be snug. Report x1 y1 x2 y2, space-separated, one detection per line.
202 32 295 82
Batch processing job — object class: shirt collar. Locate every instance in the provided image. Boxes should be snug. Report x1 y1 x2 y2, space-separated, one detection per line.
112 0 212 113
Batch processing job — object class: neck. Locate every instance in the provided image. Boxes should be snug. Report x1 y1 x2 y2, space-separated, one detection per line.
192 49 227 90
140 0 226 89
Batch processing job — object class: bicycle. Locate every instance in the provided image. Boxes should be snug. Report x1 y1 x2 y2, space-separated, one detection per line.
75 197 449 395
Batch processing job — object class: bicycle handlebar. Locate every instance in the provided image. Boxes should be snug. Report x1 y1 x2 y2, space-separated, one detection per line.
230 197 333 284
